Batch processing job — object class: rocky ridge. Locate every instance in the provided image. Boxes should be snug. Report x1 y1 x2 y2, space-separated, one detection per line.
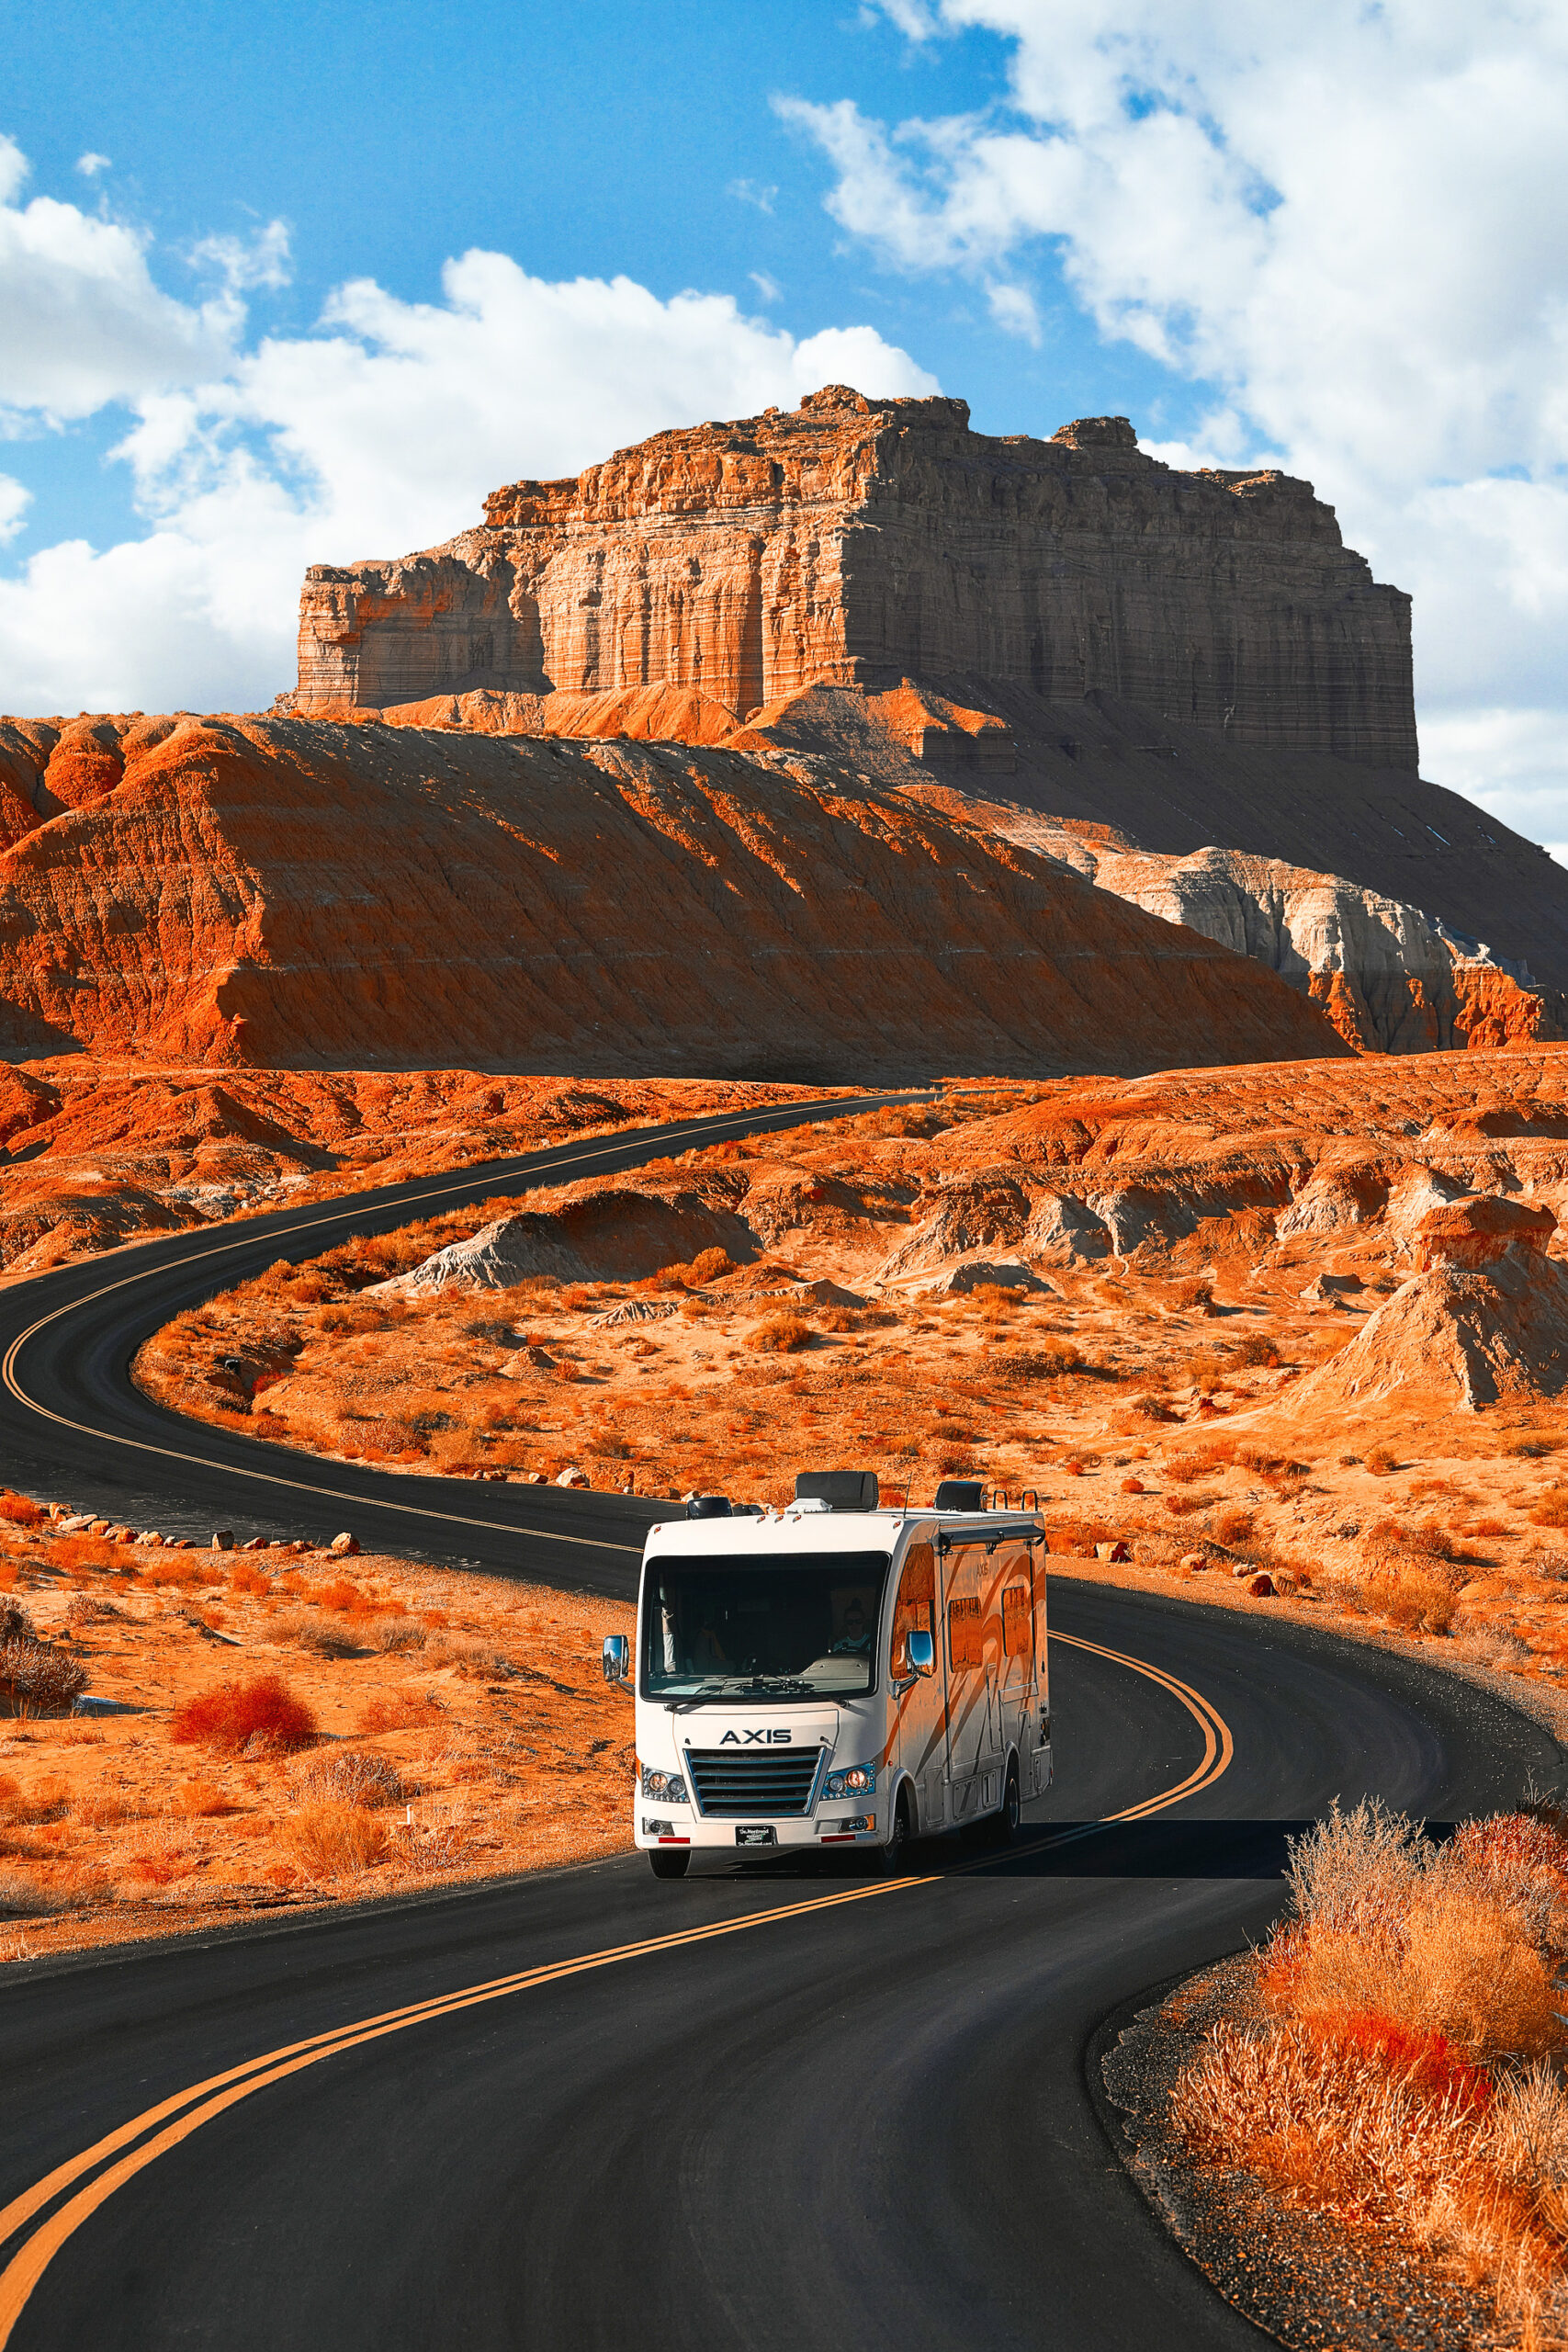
295 388 1416 768
0 712 1344 1079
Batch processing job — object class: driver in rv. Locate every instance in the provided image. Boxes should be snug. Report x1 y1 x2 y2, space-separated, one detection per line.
829 1596 873 1657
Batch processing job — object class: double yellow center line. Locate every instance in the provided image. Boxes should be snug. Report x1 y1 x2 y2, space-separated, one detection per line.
0 1631 1233 2339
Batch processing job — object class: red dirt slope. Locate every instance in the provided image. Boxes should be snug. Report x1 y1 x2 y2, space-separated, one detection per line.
0 715 1345 1080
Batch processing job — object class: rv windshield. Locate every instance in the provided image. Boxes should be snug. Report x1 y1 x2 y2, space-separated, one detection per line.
641 1553 891 1701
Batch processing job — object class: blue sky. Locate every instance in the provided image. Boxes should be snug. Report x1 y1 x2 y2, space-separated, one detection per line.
4 1 1567 851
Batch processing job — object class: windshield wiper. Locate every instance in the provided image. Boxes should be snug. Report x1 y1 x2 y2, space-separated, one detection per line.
664 1681 731 1713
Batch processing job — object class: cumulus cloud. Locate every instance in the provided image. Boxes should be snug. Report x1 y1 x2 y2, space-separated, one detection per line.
74 153 111 179
0 146 937 711
784 4 1568 842
0 133 239 425
0 476 29 545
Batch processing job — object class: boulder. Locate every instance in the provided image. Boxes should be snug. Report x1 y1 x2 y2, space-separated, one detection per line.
330 1532 360 1556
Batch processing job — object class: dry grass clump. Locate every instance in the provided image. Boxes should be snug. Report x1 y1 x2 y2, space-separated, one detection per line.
0 1606 88 1716
746 1312 811 1353
169 1674 317 1755
1172 1799 1568 2336
276 1800 389 1881
291 1749 405 1808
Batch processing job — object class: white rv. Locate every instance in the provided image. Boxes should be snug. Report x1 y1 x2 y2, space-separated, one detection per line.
604 1473 1050 1878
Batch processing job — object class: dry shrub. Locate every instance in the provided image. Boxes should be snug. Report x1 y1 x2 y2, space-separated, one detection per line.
1359 1561 1460 1635
1174 1798 1568 2330
1004 1343 1083 1381
170 1674 317 1755
175 1780 233 1817
0 1868 71 1917
1227 1332 1280 1369
367 1615 425 1654
277 1800 389 1880
292 1749 405 1808
228 1561 272 1598
1365 1443 1398 1476
0 1637 87 1718
747 1313 811 1353
357 1691 445 1734
1530 1488 1568 1530
274 1609 360 1658
1213 1505 1257 1548
0 1492 43 1528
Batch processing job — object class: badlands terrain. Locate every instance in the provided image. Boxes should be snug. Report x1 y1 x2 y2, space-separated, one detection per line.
138 1052 1568 1696
6 381 1568 1975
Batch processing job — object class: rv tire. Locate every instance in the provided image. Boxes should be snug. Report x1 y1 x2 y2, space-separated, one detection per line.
874 1788 913 1875
649 1849 690 1880
986 1757 1021 1848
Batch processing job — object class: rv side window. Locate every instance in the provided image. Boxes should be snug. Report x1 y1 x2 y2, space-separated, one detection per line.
891 1543 935 1676
947 1595 983 1669
1002 1585 1031 1657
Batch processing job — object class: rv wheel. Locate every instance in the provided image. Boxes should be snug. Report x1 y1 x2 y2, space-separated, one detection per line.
874 1789 913 1875
649 1849 690 1881
986 1758 1021 1848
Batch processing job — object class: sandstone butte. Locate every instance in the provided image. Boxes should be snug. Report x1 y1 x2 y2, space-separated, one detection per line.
278 383 1568 1050
0 712 1347 1080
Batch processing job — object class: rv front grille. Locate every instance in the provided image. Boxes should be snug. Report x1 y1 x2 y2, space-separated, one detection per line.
684 1747 822 1818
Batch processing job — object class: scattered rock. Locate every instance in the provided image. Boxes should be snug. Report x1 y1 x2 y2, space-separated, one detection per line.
1094 1540 1132 1563
329 1532 360 1556
555 1468 590 1490
1247 1572 1276 1597
211 1530 235 1551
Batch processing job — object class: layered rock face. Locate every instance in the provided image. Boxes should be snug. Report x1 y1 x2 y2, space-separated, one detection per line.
296 387 1416 768
0 713 1347 1080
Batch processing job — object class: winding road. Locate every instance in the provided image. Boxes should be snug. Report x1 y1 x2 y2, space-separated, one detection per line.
0 1091 1559 2349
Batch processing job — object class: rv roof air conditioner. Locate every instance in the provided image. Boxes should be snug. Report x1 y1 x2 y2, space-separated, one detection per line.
794 1470 879 1512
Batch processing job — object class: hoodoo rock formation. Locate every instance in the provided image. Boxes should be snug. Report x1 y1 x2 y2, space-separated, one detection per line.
295 387 1416 770
0 714 1347 1080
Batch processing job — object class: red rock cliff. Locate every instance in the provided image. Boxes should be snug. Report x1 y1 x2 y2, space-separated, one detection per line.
295 387 1416 769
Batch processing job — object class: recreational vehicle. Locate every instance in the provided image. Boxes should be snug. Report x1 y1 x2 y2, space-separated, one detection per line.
603 1472 1050 1878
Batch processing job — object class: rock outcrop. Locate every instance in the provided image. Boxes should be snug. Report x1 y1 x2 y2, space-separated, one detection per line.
0 713 1347 1080
962 815 1560 1055
1269 1194 1568 1417
295 388 1416 769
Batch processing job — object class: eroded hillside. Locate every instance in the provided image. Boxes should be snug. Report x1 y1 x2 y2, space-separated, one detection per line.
137 1051 1568 1699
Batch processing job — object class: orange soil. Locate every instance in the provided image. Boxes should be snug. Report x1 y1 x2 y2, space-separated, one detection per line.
0 1063 841 1279
134 1057 1568 1702
0 1526 634 1966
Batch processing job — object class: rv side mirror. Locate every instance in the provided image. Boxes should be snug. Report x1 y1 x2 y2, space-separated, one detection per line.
603 1634 630 1685
906 1630 935 1679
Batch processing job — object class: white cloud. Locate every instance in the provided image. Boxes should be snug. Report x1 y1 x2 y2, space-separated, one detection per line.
0 152 939 713
187 220 292 294
784 5 1568 842
986 279 1040 342
74 153 111 179
0 133 237 423
0 475 29 544
750 269 783 303
728 179 778 214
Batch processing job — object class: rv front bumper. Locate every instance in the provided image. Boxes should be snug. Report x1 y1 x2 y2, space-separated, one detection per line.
635 1810 880 1852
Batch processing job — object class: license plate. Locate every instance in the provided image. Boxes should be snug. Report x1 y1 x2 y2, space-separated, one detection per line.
736 1826 777 1848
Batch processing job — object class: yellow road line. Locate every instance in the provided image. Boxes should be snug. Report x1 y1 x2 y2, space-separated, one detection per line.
0 1629 1235 2338
0 1098 881 1557
1052 1633 1234 1820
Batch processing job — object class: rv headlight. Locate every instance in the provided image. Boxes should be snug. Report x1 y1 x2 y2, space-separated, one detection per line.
823 1763 876 1801
638 1763 689 1804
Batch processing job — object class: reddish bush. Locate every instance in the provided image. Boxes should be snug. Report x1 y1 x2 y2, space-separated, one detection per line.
169 1674 317 1754
0 1492 43 1528
1311 2009 1494 2115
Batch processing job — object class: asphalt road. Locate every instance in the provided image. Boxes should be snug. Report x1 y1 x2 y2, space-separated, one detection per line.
0 1090 926 1590
0 1092 1561 2348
